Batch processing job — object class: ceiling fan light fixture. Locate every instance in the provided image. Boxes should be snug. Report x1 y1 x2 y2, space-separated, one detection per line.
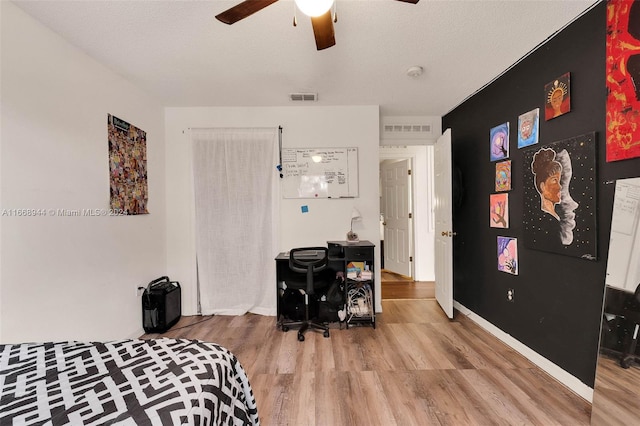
295 0 334 17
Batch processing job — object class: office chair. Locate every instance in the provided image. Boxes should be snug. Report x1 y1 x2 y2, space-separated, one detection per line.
621 282 640 368
281 247 331 341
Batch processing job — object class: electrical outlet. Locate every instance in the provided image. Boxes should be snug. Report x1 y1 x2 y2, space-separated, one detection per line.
507 288 514 302
136 286 145 297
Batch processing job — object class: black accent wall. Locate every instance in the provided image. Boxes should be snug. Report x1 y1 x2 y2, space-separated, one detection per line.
443 2 640 387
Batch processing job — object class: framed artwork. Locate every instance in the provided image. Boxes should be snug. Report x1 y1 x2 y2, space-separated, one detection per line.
497 236 518 275
490 193 509 228
518 108 539 148
490 122 509 161
522 132 597 260
544 73 571 121
606 0 640 162
495 160 512 192
108 114 148 215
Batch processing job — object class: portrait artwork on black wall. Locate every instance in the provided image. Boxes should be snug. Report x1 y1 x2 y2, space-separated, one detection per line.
490 193 509 228
495 160 512 192
522 132 597 260
490 122 510 161
544 73 571 121
497 236 518 275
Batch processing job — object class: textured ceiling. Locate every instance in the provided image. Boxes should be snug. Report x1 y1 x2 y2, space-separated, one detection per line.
11 0 598 116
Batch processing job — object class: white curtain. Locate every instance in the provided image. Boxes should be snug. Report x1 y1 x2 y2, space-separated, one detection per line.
190 128 279 316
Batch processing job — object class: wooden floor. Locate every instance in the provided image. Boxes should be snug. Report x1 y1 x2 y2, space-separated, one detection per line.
143 299 591 425
591 350 640 425
381 270 435 300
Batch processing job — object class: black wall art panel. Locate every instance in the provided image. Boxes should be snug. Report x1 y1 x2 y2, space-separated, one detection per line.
522 132 597 260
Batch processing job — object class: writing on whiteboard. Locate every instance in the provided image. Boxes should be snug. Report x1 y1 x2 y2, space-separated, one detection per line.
281 148 358 198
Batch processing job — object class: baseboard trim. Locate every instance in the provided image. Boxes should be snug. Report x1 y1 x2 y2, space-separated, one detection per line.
454 301 593 403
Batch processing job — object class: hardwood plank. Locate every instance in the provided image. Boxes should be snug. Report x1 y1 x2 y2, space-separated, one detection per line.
381 277 435 300
592 352 640 426
141 299 593 425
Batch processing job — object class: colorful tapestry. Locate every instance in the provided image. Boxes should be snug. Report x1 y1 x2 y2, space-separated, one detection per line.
606 0 640 162
108 114 148 214
522 132 597 260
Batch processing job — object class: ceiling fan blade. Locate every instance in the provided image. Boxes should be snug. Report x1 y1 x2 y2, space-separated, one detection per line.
395 0 420 3
311 10 335 51
215 0 279 25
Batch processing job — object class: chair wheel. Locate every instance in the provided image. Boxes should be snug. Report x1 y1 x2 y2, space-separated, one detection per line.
297 333 305 342
282 326 289 332
621 356 632 369
323 330 330 338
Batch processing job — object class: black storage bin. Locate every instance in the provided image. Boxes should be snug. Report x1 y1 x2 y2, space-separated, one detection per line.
142 276 181 333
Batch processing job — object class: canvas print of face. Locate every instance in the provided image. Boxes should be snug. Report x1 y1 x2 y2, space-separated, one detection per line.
490 193 509 228
606 0 640 162
544 73 571 121
522 132 597 260
490 122 509 161
497 236 518 275
495 160 511 192
518 108 539 148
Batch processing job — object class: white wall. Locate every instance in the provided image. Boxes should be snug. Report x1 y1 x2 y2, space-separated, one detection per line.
0 2 166 343
165 106 381 315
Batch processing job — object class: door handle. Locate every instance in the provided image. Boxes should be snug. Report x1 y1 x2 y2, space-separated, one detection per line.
441 231 457 237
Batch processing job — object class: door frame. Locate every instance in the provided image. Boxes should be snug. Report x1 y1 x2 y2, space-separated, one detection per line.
381 158 413 277
379 145 435 281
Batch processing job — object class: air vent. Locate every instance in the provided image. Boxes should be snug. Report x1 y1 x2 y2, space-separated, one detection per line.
382 123 433 139
289 92 318 102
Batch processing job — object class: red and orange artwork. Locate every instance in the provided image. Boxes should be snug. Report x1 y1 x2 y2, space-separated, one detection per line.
606 0 640 162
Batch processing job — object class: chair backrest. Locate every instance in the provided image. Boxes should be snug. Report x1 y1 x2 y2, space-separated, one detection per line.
289 247 329 295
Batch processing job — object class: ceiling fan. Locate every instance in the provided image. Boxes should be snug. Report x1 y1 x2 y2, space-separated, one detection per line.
215 0 420 51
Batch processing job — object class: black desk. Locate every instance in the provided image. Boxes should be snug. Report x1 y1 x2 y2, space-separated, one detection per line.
275 240 375 329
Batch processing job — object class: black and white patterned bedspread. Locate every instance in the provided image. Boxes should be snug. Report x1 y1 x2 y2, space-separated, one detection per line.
0 339 259 425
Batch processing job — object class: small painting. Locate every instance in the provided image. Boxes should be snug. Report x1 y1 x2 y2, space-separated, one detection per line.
495 160 512 192
490 122 510 161
544 73 571 121
497 236 518 275
490 193 509 228
518 108 540 148
606 0 640 162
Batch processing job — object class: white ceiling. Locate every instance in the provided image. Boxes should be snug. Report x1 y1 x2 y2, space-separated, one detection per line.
11 0 598 117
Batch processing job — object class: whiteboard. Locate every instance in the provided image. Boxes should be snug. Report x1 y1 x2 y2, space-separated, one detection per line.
611 179 640 235
281 148 358 198
606 178 640 291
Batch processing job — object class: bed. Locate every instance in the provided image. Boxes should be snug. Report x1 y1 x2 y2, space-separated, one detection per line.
0 338 259 425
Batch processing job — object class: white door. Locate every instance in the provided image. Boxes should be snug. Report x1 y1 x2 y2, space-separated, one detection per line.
434 129 454 318
381 159 412 277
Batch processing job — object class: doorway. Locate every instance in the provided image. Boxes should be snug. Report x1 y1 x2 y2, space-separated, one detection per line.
381 269 435 299
379 145 435 283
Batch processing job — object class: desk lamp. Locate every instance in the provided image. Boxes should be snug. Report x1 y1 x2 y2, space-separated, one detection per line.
347 208 361 243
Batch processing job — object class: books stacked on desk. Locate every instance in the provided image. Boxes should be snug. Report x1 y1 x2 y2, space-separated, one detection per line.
346 261 372 281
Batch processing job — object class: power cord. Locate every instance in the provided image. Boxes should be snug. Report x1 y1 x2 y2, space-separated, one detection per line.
164 315 215 332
